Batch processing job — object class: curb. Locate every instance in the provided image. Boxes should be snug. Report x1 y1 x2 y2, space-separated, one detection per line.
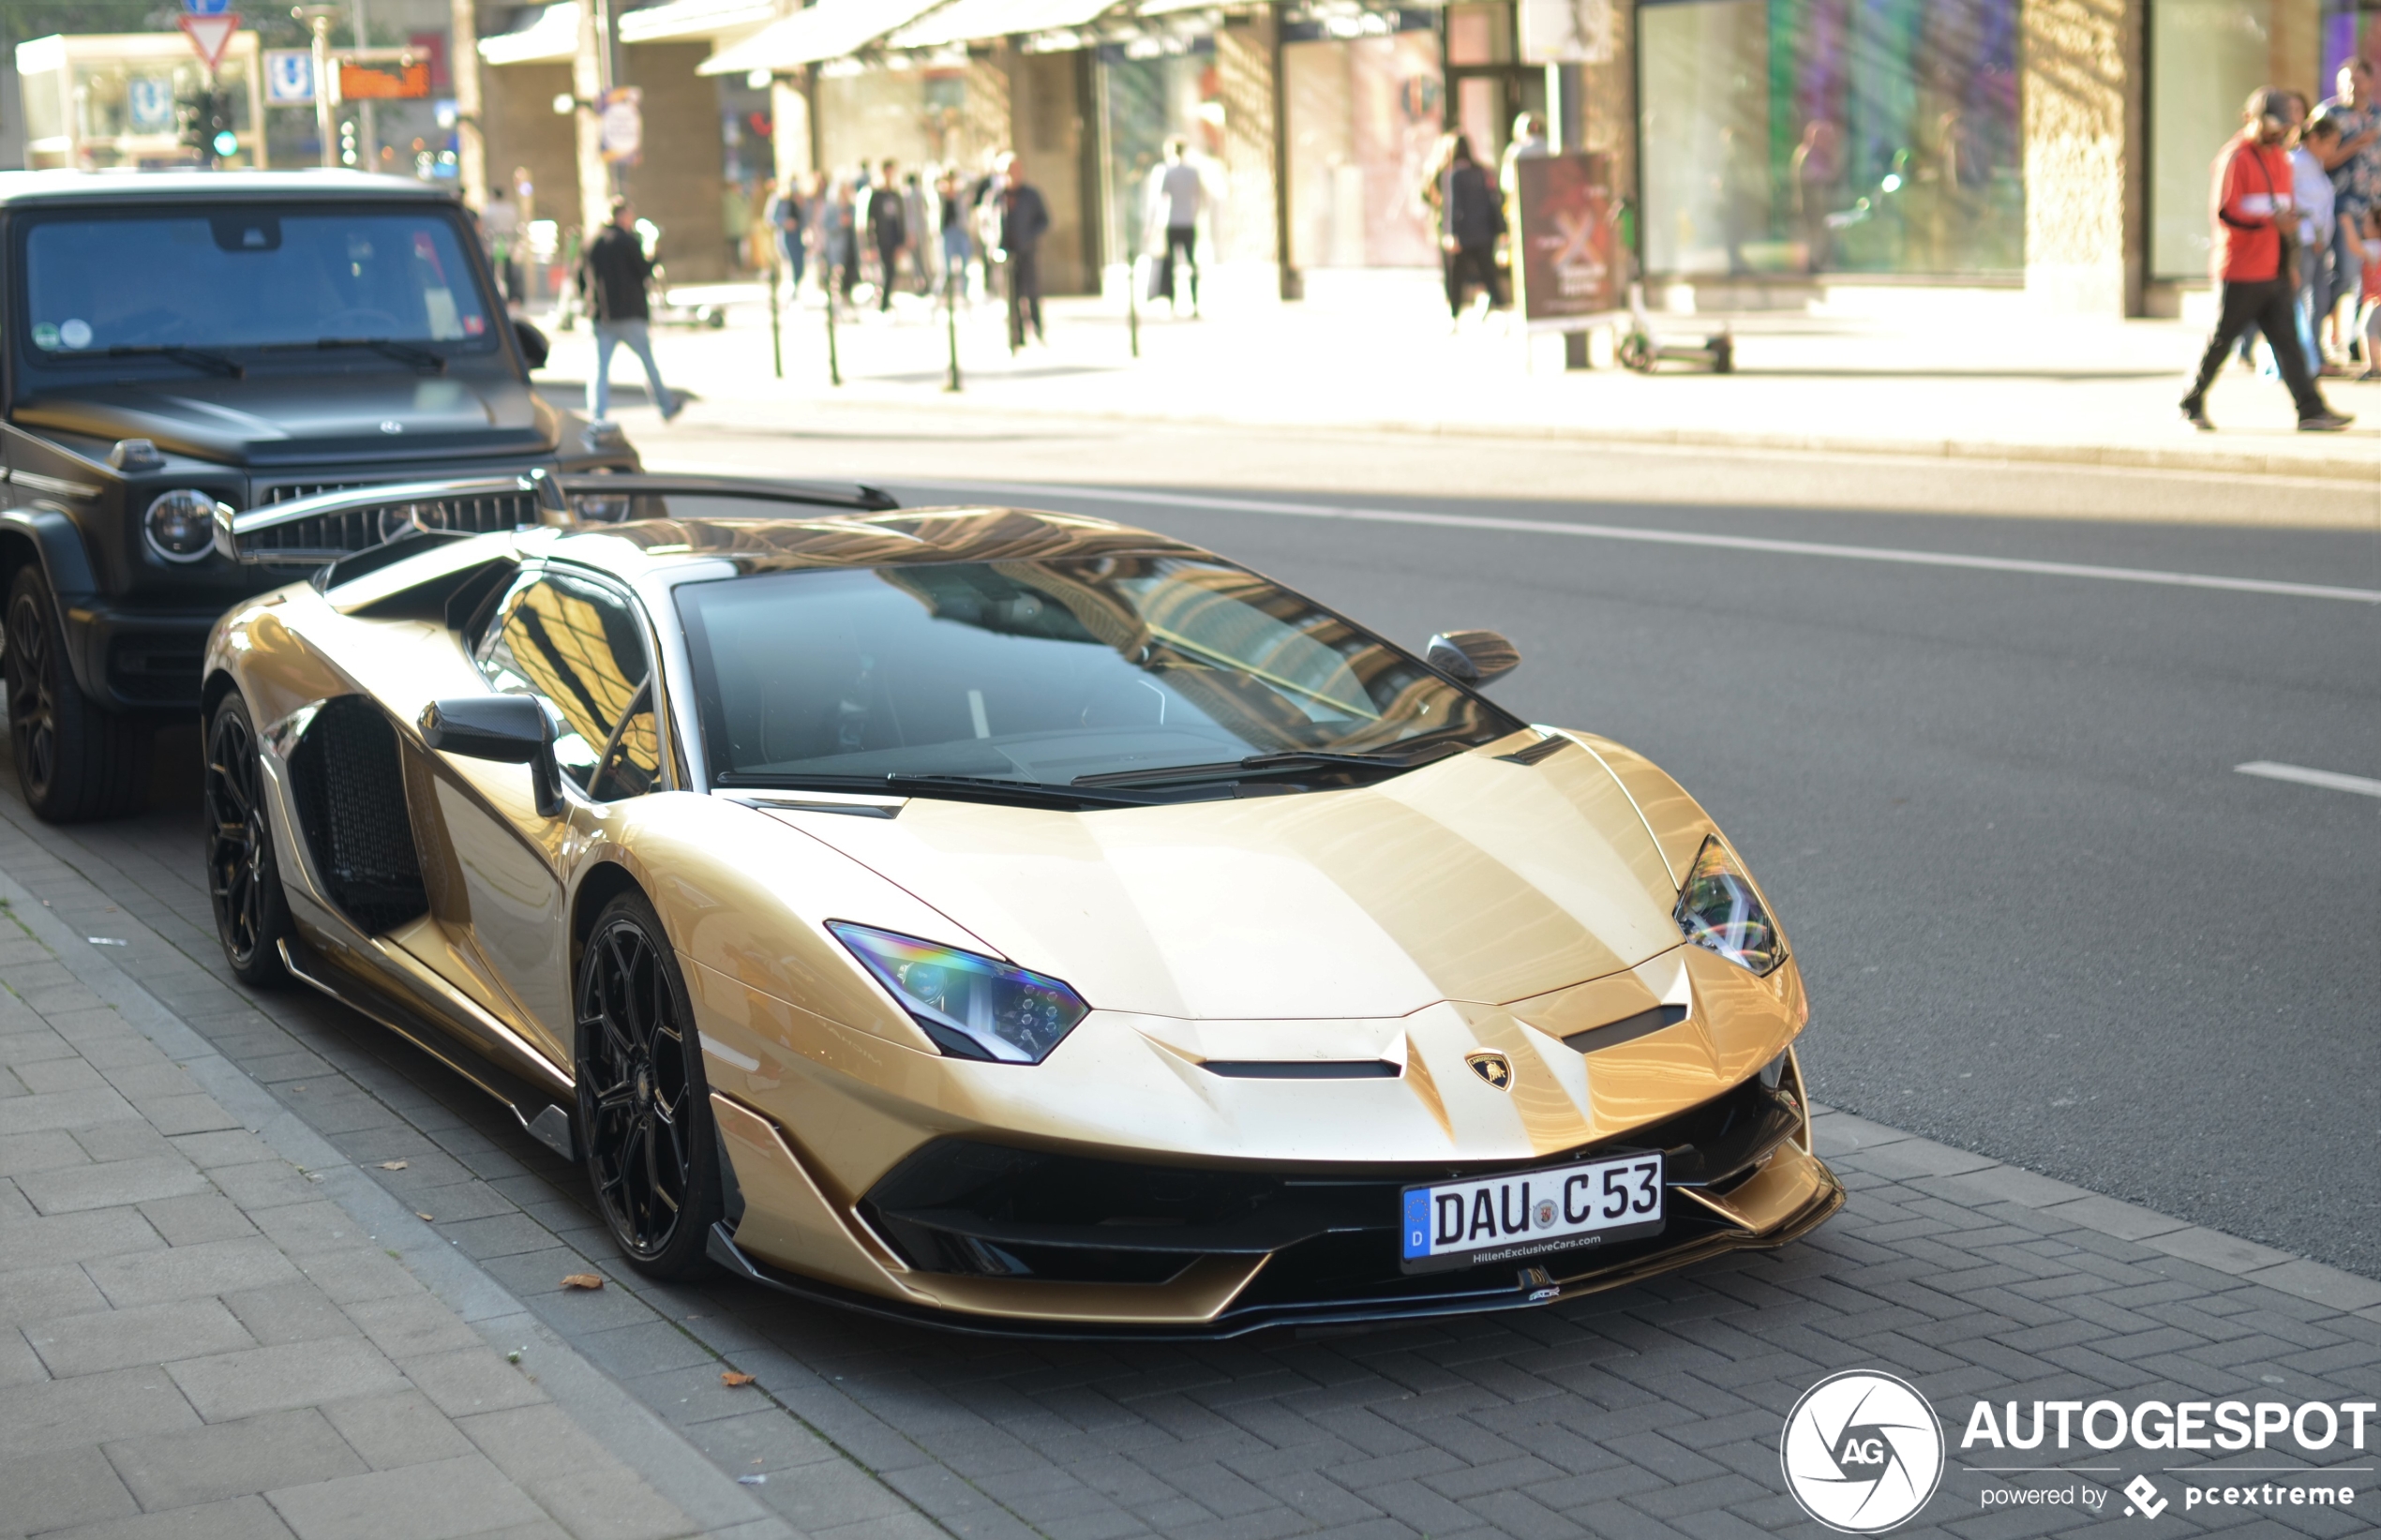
0 863 801 1540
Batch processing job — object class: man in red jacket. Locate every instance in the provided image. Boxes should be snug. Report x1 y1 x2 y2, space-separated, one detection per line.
2181 89 2352 431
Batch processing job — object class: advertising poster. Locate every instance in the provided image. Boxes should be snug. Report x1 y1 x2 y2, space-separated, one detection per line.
1514 150 1618 324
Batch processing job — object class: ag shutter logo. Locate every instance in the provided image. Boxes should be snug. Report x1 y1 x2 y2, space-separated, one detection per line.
1780 1370 1946 1533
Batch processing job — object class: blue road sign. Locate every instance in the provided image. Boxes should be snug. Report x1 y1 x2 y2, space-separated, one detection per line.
184 0 232 15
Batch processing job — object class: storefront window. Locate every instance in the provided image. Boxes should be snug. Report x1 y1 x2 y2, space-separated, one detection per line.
1284 27 1445 267
1638 0 2022 277
1101 42 1225 260
2150 1 2320 280
816 62 974 182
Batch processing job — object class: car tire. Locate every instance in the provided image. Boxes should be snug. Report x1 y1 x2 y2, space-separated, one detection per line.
576 889 724 1281
5 565 152 823
203 691 292 987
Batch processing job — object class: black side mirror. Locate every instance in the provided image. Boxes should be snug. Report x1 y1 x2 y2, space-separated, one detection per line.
1425 629 1520 684
513 318 550 370
420 695 562 815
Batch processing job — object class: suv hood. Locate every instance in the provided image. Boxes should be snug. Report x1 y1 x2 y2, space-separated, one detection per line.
755 738 1689 1021
14 372 551 467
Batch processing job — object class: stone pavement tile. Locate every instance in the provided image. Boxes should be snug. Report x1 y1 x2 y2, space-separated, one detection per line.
131 1092 241 1138
13 1056 109 1094
2040 1194 2194 1243
68 1123 179 1166
166 1336 409 1423
0 1364 201 1456
517 1462 695 1540
346 1291 486 1359
25 1297 256 1378
84 1235 299 1307
138 1191 259 1247
264 1451 550 1540
0 1208 162 1274
442 1212 574 1263
0 1325 44 1388
460 1401 621 1481
102 1405 368 1510
570 1320 718 1382
167 1129 279 1170
2139 1228 2300 1277
0 1442 139 1535
250 1200 378 1255
400 1345 550 1417
0 1262 110 1330
223 1278 364 1347
0 1026 77 1067
319 1388 477 1471
17 1155 211 1215
0 1127 89 1177
296 1247 425 1306
210 1159 332 1212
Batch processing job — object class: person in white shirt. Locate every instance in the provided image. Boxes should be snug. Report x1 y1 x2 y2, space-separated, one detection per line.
2296 112 2342 373
1146 139 1204 316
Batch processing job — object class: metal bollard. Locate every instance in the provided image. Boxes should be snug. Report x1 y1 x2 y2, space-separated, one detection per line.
945 269 963 393
1126 254 1139 360
768 259 784 381
825 265 842 387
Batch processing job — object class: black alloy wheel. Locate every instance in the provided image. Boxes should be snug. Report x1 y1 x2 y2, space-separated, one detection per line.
203 692 292 986
577 890 722 1279
4 566 150 823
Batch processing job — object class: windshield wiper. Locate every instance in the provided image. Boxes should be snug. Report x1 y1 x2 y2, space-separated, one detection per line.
275 337 447 373
103 344 243 378
1074 741 1470 790
717 770 1163 811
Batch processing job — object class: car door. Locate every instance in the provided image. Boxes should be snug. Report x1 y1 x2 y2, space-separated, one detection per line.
425 564 663 1061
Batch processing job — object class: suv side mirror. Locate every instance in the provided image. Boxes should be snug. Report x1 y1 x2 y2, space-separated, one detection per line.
420 695 562 815
513 318 550 370
1424 629 1520 684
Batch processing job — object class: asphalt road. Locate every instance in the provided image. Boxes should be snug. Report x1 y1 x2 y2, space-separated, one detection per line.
672 419 2381 1280
15 418 2381 1281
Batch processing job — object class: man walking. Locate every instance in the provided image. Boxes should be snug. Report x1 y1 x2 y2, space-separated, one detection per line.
2180 90 2349 432
768 174 808 296
1146 138 1203 316
579 198 681 424
866 159 909 312
2317 57 2381 359
994 152 1051 350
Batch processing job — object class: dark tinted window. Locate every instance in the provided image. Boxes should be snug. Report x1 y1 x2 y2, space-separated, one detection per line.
675 557 1515 789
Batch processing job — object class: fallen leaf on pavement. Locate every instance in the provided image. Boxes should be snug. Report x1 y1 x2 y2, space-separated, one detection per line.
721 1370 756 1386
561 1274 605 1290
379 1160 408 1170
415 1212 433 1221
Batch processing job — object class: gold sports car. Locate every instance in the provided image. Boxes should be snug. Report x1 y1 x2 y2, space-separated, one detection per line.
202 472 1841 1337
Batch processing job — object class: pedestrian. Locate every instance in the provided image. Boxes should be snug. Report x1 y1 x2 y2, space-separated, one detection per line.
1146 137 1204 316
1438 134 1506 329
2180 90 2350 432
2345 203 2381 379
1500 112 1550 312
480 185 520 307
971 149 1006 297
2316 57 2381 361
823 174 859 305
578 198 681 424
2294 113 2340 375
993 151 1051 349
768 173 808 294
936 169 971 301
866 159 909 312
903 170 932 294
2237 89 2309 376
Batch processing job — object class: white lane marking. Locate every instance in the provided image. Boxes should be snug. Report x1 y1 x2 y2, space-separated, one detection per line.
2235 761 2381 798
878 477 2381 606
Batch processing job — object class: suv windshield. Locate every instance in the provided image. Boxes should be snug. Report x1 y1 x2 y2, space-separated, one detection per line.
675 557 1520 796
22 207 499 362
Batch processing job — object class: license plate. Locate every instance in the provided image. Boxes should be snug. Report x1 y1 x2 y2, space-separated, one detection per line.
1400 1151 1665 1274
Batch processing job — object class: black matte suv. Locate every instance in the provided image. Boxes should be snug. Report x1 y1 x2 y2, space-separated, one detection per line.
0 170 637 822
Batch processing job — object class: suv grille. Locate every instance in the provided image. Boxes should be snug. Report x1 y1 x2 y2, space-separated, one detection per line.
247 482 541 558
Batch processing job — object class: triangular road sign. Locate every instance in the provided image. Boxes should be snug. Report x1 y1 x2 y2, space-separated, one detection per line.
180 12 240 72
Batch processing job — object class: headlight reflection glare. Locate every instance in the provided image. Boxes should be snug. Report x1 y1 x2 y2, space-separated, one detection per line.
1674 834 1784 975
827 921 1088 1063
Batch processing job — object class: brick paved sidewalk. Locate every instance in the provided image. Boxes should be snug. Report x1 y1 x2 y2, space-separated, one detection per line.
3 784 2380 1539
0 877 804 1540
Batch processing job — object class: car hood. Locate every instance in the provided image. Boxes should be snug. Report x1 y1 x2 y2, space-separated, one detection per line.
756 736 1689 1021
13 371 551 467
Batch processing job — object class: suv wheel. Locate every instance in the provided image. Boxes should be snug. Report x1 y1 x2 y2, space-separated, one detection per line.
203 691 292 986
4 566 151 822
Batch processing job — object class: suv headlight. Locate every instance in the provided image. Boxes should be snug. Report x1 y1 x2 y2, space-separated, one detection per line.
1674 834 1784 976
827 921 1089 1063
143 489 225 563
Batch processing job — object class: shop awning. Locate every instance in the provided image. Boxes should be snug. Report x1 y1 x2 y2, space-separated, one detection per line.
886 0 1125 50
620 0 778 45
479 1 581 66
696 0 951 74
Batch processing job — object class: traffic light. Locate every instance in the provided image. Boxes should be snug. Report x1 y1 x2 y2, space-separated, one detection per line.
177 90 238 167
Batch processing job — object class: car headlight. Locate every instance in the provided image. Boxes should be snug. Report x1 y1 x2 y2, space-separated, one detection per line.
827 921 1089 1063
143 488 224 563
1674 834 1784 976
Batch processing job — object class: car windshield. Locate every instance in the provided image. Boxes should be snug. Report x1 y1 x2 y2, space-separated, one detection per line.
675 558 1519 794
21 207 498 359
